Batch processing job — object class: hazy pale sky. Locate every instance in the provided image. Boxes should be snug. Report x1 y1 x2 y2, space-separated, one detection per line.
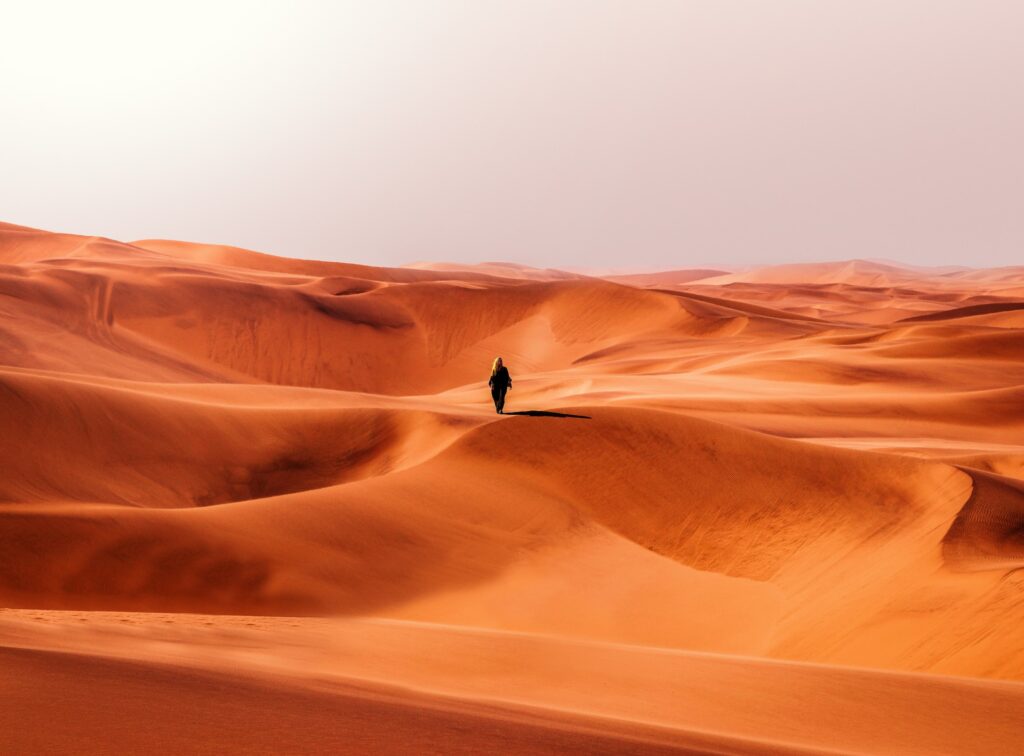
3 1 1022 268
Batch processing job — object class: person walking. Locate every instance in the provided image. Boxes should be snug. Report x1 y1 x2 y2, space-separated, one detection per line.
488 357 512 414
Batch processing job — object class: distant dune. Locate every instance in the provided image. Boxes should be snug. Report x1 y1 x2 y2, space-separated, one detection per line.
2 221 1023 753
404 260 587 281
603 268 730 286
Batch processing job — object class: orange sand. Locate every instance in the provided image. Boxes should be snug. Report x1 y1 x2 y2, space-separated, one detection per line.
2 221 1023 753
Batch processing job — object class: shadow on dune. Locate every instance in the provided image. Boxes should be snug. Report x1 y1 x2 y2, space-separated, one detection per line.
503 410 592 419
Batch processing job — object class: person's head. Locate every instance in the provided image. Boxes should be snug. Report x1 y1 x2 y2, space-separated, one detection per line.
491 357 503 375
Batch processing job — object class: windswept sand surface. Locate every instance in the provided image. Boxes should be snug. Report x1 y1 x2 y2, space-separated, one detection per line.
2 221 1023 753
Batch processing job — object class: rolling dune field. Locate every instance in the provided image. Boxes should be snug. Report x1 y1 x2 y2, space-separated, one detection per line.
2 221 1023 753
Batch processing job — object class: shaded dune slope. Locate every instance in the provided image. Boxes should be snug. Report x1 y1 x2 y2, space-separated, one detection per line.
943 469 1024 572
899 301 1024 323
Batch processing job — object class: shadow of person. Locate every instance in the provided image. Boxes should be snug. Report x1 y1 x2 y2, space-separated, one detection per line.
502 410 591 419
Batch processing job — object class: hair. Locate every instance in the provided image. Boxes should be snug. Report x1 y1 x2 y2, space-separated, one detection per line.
491 357 502 375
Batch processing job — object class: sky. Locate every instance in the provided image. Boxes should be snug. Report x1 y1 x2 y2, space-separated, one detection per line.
2 1 1022 269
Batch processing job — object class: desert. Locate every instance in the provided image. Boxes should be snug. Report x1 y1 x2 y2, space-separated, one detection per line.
2 219 1023 753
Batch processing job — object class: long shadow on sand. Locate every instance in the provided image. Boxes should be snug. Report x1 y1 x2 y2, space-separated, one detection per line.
502 410 592 419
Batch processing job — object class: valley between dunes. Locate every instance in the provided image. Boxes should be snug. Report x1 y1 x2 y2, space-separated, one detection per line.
2 220 1023 753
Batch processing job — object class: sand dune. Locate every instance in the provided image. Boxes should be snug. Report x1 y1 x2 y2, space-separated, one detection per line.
0 367 469 506
3 221 1024 752
1 644 704 755
692 259 1008 289
604 268 730 286
612 259 1024 326
4 613 1024 755
404 260 587 281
